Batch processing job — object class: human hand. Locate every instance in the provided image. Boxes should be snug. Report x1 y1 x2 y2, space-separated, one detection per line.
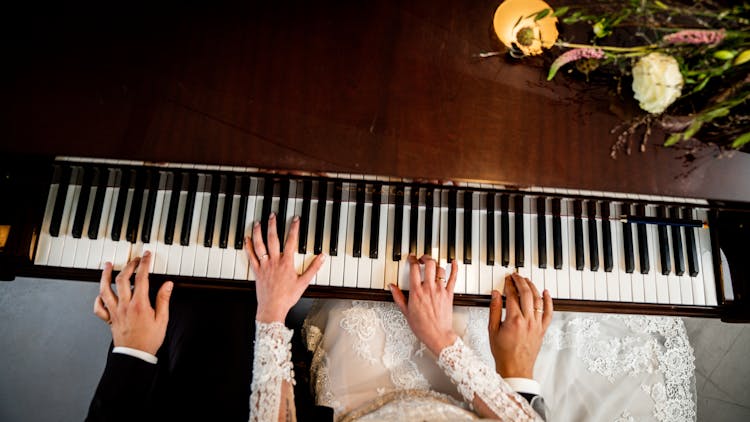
246 212 325 323
390 255 459 355
93 251 173 355
488 273 553 379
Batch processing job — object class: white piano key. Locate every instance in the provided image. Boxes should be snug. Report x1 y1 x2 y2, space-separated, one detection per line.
397 188 412 291
466 191 480 295
438 190 449 268
180 175 206 276
429 190 440 258
557 208 571 299
166 189 187 275
141 175 166 273
193 189 213 278
454 198 466 294
594 214 608 301
605 203 621 301
304 187 319 284
676 225 695 305
73 184 97 268
506 201 515 274
292 183 305 276
520 199 533 283
152 187 172 275
416 189 426 257
283 180 298 247
696 209 718 306
383 191 399 290
614 214 632 302
59 178 82 268
371 186 389 290
529 198 545 295
343 192 359 289
329 185 348 288
48 168 79 267
220 193 241 280
479 203 494 296
646 206 667 304
567 213 584 300
206 193 225 278
34 182 58 265
579 209 595 300
128 184 150 262
243 177 260 280
316 196 333 286
543 211 557 298
666 223 683 304
356 202 373 288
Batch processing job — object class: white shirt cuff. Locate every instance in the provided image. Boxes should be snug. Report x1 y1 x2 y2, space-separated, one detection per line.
112 347 158 364
504 377 541 395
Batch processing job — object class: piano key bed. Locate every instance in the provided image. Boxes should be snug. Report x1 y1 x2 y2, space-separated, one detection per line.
21 157 736 317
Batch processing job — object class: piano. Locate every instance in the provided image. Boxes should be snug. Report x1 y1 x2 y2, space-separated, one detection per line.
1 0 749 321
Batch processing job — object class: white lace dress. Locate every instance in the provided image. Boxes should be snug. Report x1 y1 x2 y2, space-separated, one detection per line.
300 300 697 422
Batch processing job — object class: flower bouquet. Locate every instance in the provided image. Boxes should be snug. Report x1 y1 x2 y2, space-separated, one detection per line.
486 0 750 157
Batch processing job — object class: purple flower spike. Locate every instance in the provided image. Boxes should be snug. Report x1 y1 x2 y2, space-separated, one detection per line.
547 48 605 80
662 29 726 46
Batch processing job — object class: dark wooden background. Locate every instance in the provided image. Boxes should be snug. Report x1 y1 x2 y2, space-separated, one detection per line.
3 0 749 202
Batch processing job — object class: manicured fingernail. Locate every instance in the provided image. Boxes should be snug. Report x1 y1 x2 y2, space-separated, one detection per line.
293 215 300 222
389 284 395 291
143 250 151 257
269 212 276 220
254 221 260 228
491 290 499 300
165 282 173 292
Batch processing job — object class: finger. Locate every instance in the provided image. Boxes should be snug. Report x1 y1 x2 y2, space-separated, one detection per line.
115 257 140 303
504 275 521 318
245 236 260 273
542 289 554 329
389 283 408 316
93 295 111 323
283 216 300 257
512 273 534 318
99 262 118 309
266 212 281 259
133 251 152 301
445 260 458 293
527 279 543 322
408 255 422 293
488 290 502 332
435 266 447 288
299 253 326 286
421 255 436 289
154 281 174 326
252 222 269 262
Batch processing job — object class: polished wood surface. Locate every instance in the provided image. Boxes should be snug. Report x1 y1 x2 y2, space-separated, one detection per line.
3 1 749 202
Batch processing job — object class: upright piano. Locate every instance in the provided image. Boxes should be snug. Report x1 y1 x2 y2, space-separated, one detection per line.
1 0 748 321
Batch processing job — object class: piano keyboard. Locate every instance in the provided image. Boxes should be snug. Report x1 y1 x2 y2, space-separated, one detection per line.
33 157 719 307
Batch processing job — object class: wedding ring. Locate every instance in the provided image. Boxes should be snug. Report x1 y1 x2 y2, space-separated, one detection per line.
436 276 446 283
259 254 269 260
534 308 543 313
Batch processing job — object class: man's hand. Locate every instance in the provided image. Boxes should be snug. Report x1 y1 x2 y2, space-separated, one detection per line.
390 255 459 355
488 273 553 379
93 251 173 355
246 213 325 323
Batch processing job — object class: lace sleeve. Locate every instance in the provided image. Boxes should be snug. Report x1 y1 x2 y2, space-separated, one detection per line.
249 321 295 422
437 337 542 421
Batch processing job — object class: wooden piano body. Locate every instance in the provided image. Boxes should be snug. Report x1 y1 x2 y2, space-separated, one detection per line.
1 0 748 321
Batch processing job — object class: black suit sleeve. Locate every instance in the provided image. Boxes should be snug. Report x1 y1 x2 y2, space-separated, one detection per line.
86 350 159 422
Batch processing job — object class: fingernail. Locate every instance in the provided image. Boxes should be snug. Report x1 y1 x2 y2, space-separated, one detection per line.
254 221 260 228
143 251 151 257
491 290 499 300
389 284 394 291
293 215 299 222
165 282 173 292
321 253 327 261
269 212 276 220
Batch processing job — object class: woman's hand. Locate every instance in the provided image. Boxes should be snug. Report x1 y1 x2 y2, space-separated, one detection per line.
488 273 553 379
93 251 174 355
246 213 325 323
390 255 459 355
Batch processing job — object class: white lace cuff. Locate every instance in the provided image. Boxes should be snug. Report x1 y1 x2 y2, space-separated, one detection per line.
437 337 541 421
249 321 295 422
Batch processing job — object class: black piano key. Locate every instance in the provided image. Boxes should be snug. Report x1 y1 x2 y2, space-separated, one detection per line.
314 181 328 255
234 176 250 250
447 190 457 262
573 200 584 271
49 165 72 237
140 170 160 243
352 182 366 258
537 196 546 269
125 170 146 243
622 203 635 274
514 195 524 267
409 187 419 255
71 167 94 239
552 198 562 270
682 208 699 277
179 172 199 246
463 190 473 265
370 184 382 259
298 179 313 254
219 175 236 249
670 207 685 276
635 204 650 274
87 168 108 240
393 184 405 261
329 181 343 256
111 168 132 241
261 177 274 246
500 194 509 267
202 173 220 247
657 206 671 275
163 172 184 245
486 192 495 266
587 201 599 271
424 188 434 256
277 178 290 243
601 201 613 272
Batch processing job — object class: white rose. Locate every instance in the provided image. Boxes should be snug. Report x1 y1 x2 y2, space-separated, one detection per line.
632 52 684 114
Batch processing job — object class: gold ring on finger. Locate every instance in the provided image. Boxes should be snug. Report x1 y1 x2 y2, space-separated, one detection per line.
534 308 543 313
259 254 269 260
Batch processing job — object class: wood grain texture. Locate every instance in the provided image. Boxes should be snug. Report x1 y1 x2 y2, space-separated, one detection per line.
2 0 749 202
